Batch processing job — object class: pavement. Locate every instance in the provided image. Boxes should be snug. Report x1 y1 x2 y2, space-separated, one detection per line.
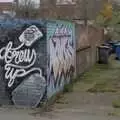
0 92 120 120
0 103 120 120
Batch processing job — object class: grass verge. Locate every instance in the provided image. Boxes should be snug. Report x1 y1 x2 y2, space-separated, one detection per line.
112 99 120 108
108 109 120 117
73 56 120 93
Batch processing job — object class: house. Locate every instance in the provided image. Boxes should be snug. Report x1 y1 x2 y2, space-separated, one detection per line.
0 0 14 12
0 0 16 17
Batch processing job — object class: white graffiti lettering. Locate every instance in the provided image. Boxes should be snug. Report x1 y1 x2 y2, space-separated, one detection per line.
50 25 74 80
19 25 43 47
0 41 41 88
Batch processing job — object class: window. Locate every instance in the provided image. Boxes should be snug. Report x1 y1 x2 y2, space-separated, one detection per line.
56 0 76 5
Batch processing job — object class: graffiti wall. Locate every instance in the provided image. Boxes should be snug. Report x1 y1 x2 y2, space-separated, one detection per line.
47 20 75 98
0 19 47 107
0 19 75 108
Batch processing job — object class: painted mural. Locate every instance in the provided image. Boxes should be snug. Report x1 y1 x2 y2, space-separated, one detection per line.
0 19 47 108
47 20 75 98
0 19 75 108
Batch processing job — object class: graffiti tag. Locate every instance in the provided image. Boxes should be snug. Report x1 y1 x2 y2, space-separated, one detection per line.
49 24 74 87
0 42 41 87
0 25 43 88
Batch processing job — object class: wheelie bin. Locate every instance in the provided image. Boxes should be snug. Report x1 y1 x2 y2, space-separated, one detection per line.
97 46 110 64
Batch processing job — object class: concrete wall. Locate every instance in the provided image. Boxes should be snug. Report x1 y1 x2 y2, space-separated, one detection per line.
0 19 76 108
47 20 75 98
76 24 104 75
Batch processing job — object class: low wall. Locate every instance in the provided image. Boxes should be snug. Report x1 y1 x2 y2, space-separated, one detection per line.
76 24 104 75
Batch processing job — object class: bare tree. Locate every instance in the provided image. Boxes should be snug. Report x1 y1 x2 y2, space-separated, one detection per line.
83 0 88 26
15 0 40 19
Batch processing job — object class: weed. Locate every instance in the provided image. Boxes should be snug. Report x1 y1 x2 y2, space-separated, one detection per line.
108 109 120 116
63 83 73 93
112 100 120 108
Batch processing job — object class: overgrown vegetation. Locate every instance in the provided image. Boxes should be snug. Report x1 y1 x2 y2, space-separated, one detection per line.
108 109 120 117
63 83 73 93
73 56 120 93
95 1 120 40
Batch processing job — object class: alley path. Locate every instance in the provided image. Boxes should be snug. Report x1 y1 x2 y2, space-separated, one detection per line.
0 55 120 120
41 55 120 120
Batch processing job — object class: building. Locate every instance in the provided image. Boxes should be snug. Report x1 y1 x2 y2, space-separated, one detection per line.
0 1 13 13
0 0 16 17
0 0 40 16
